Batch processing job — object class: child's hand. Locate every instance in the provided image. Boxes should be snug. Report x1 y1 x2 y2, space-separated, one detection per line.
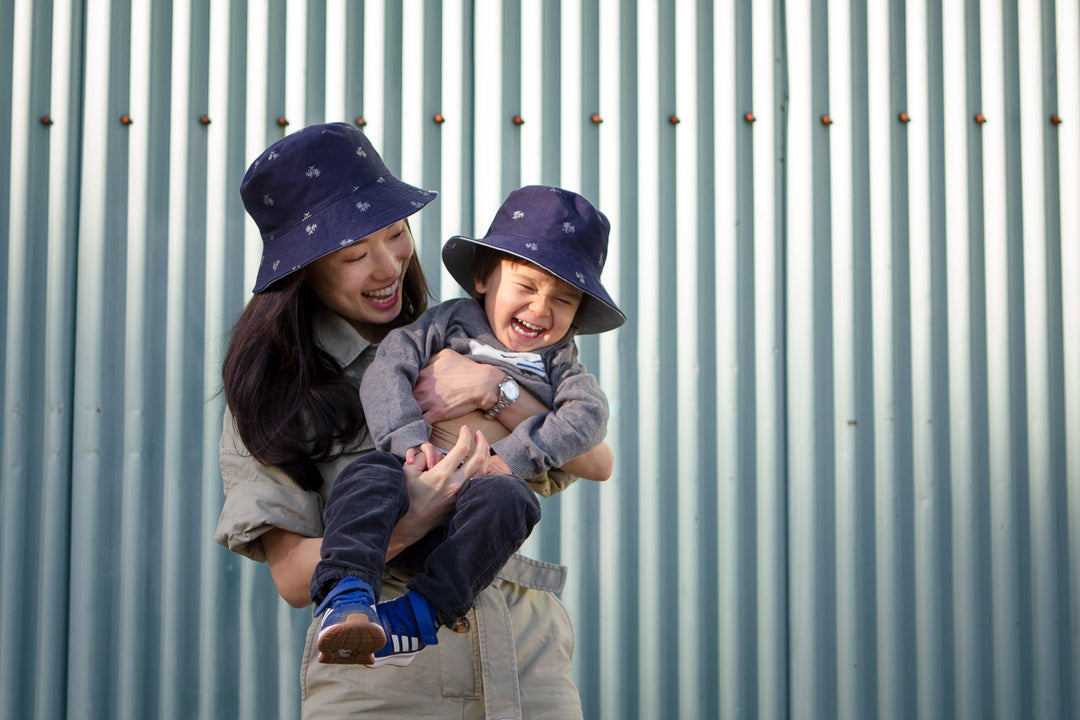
404 442 442 471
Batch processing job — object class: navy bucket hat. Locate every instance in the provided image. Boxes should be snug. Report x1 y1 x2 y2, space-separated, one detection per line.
240 122 437 293
442 186 626 334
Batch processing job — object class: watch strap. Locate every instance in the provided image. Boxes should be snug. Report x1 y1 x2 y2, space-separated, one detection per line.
484 374 517 419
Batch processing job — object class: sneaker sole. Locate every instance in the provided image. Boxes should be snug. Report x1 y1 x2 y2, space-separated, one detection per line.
365 652 418 669
316 613 387 665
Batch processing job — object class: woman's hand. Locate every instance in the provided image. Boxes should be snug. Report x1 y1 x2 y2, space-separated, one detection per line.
413 349 502 423
415 349 550 432
386 425 491 558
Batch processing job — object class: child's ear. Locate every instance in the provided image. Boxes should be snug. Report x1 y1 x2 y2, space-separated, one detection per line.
474 276 489 295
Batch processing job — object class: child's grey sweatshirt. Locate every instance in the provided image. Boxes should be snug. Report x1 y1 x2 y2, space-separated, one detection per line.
359 297 608 479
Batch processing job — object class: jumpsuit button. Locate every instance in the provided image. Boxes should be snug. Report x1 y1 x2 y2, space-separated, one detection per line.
451 617 470 633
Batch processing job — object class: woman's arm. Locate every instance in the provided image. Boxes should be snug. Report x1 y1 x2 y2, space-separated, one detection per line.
262 529 323 608
261 425 491 608
412 348 563 429
414 349 608 479
415 349 610 480
560 441 613 481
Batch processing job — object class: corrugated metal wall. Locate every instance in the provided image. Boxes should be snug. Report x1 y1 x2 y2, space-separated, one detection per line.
1 1 1076 719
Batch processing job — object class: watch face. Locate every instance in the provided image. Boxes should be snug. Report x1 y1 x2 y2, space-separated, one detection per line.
501 378 520 402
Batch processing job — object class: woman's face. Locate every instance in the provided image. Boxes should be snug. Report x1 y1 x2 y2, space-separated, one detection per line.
305 220 415 332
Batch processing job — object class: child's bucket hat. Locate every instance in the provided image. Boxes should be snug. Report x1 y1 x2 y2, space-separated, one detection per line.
442 185 625 334
240 122 437 293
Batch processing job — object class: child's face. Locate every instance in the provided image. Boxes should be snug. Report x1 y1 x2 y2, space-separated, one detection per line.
475 259 584 352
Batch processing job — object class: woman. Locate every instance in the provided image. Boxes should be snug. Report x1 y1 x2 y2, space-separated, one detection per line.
214 122 585 719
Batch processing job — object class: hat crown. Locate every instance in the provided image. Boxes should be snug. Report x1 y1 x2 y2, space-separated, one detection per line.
238 122 436 293
441 185 626 334
484 186 611 274
240 122 388 241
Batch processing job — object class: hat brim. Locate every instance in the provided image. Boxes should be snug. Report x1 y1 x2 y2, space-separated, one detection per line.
442 234 626 335
252 176 436 293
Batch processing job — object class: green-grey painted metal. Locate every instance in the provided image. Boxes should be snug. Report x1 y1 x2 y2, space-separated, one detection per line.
2 1 1078 719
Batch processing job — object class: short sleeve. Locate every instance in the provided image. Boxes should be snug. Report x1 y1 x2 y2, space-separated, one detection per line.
213 408 326 562
524 468 579 497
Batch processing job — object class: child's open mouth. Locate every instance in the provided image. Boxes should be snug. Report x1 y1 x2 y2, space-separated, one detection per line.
512 318 544 338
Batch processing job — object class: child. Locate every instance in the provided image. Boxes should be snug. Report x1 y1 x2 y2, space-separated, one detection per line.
311 185 626 666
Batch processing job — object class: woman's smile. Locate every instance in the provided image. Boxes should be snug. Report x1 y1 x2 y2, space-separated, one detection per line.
363 280 401 309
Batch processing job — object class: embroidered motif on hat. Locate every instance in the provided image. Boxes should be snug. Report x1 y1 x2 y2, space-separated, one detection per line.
438 185 623 333
339 238 353 246
272 260 280 271
241 122 438 295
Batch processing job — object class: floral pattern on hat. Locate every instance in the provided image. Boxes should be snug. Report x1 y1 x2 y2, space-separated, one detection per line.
239 122 438 293
440 184 625 334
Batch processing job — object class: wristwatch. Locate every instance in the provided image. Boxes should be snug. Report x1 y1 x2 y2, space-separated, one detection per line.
484 374 520 419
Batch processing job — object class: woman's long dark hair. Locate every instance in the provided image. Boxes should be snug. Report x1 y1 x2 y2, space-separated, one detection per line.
223 252 429 491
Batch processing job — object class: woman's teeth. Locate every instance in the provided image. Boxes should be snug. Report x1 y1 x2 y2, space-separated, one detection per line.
364 282 398 304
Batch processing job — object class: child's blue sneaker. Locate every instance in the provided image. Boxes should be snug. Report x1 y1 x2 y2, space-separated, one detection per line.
367 591 441 668
315 577 385 665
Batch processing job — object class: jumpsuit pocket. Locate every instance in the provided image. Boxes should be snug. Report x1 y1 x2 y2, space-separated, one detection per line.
382 570 480 700
436 608 481 699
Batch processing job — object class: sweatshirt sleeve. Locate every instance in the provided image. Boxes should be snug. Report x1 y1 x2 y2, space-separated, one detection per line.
491 343 609 479
359 313 442 456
